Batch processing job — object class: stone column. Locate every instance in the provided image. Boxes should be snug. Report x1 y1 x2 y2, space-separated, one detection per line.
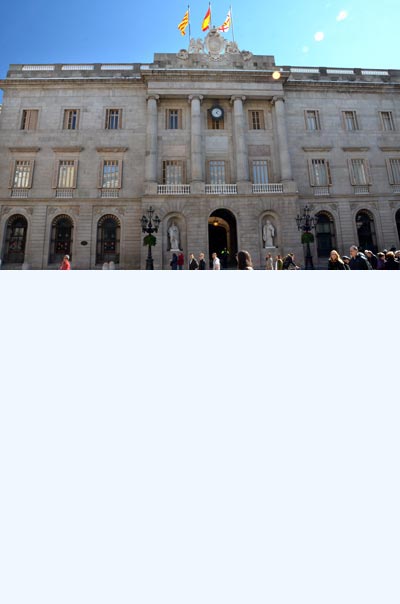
189 95 204 189
145 95 159 190
231 96 249 185
272 96 293 182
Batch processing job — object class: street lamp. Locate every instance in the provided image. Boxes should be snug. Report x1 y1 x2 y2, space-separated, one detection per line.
140 206 161 270
296 204 318 270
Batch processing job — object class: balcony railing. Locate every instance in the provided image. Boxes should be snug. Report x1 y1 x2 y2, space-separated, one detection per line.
205 184 237 195
101 189 119 198
10 189 29 198
252 183 284 194
313 186 331 197
353 185 370 195
392 185 400 194
157 184 191 195
55 189 74 198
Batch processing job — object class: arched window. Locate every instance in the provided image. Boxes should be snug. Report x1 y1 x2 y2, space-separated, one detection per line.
3 214 28 264
396 209 400 245
96 214 120 264
316 211 336 257
356 210 377 253
49 215 73 264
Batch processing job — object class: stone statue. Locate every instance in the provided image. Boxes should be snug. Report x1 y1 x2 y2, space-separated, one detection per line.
225 41 240 54
168 222 180 251
176 49 189 61
263 220 275 248
189 38 204 54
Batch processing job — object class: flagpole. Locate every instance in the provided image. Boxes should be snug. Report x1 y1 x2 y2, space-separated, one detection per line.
209 2 212 28
230 5 235 42
188 5 191 42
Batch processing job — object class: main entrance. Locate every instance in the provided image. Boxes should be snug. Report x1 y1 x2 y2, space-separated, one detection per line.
208 209 238 269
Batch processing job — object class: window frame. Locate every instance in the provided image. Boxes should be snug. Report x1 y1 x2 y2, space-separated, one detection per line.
248 110 265 131
9 159 35 189
63 109 80 131
20 109 39 131
165 109 183 130
386 158 400 185
251 159 271 184
105 108 122 130
52 159 79 189
380 111 395 132
98 159 123 189
308 159 332 187
304 110 321 131
162 160 186 185
342 110 359 131
348 158 371 185
207 160 229 184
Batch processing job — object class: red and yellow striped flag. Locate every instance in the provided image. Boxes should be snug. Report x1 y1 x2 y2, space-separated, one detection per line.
202 6 211 32
178 9 190 36
218 9 231 33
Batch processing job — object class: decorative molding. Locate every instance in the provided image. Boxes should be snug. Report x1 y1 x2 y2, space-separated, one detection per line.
230 95 247 104
302 146 333 152
342 146 370 152
96 147 128 153
8 147 40 153
271 96 284 106
379 146 400 152
48 206 80 216
146 94 160 102
52 146 83 153
188 95 204 104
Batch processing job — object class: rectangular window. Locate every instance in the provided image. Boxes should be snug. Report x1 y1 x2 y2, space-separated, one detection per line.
252 160 270 184
387 158 400 184
101 160 121 188
11 160 34 188
349 159 370 185
343 111 359 131
21 109 38 130
305 110 321 131
309 159 332 186
56 160 77 188
209 160 226 184
63 109 80 130
380 111 395 131
162 160 185 184
105 109 122 130
166 109 182 130
207 113 225 130
249 110 265 130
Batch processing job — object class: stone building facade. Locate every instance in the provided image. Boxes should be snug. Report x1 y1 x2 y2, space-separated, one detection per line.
0 30 399 269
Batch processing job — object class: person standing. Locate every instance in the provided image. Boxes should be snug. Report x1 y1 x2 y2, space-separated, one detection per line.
265 253 274 270
282 253 299 270
189 254 199 270
212 252 221 270
384 251 399 270
275 255 283 270
376 252 386 270
177 252 184 270
237 250 254 270
348 245 372 270
170 253 178 270
328 250 346 270
59 255 71 270
365 250 378 270
198 253 206 270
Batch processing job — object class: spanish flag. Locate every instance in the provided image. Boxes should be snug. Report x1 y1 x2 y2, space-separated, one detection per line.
218 9 231 33
178 8 190 36
202 5 211 32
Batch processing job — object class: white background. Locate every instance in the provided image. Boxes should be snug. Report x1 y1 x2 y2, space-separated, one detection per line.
0 272 398 604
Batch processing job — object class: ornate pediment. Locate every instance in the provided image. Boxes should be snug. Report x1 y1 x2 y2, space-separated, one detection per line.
177 28 253 64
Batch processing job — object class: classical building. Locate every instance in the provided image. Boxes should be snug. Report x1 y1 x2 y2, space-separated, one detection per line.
0 29 400 269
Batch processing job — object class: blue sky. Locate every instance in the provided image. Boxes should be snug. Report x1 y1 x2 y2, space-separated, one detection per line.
0 0 398 98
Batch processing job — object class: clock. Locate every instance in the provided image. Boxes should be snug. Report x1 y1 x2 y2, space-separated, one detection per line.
211 106 224 120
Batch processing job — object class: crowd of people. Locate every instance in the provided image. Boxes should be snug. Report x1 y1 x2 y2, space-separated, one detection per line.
329 246 400 270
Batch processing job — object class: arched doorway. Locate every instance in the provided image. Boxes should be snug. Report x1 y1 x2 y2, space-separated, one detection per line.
356 210 377 253
316 211 336 257
3 214 28 264
208 209 238 269
396 209 400 245
49 215 73 264
96 214 121 264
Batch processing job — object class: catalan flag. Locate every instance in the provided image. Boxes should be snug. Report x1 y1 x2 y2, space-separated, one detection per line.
202 5 211 32
178 8 190 36
218 9 231 33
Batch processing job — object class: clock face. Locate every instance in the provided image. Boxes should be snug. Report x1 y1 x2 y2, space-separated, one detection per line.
211 106 223 120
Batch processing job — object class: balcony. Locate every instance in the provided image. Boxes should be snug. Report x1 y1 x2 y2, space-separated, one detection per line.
101 189 119 198
157 184 191 195
55 189 74 198
313 186 331 197
205 184 237 195
10 189 29 198
353 185 370 195
252 183 284 194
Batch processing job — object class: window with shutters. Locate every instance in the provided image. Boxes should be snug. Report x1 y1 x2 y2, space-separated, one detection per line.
21 109 39 130
349 159 370 185
162 160 185 184
342 111 359 131
380 111 395 131
208 160 226 184
305 110 321 131
11 160 34 188
105 109 122 129
101 160 121 188
56 160 77 188
63 109 80 130
386 158 400 184
251 160 270 184
166 109 182 130
309 159 332 186
249 110 265 130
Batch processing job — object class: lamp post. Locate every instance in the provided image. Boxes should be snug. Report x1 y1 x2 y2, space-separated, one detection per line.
296 204 318 270
140 206 161 270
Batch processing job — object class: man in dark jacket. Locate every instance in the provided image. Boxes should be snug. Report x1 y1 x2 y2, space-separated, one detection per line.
365 250 378 270
349 246 372 270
